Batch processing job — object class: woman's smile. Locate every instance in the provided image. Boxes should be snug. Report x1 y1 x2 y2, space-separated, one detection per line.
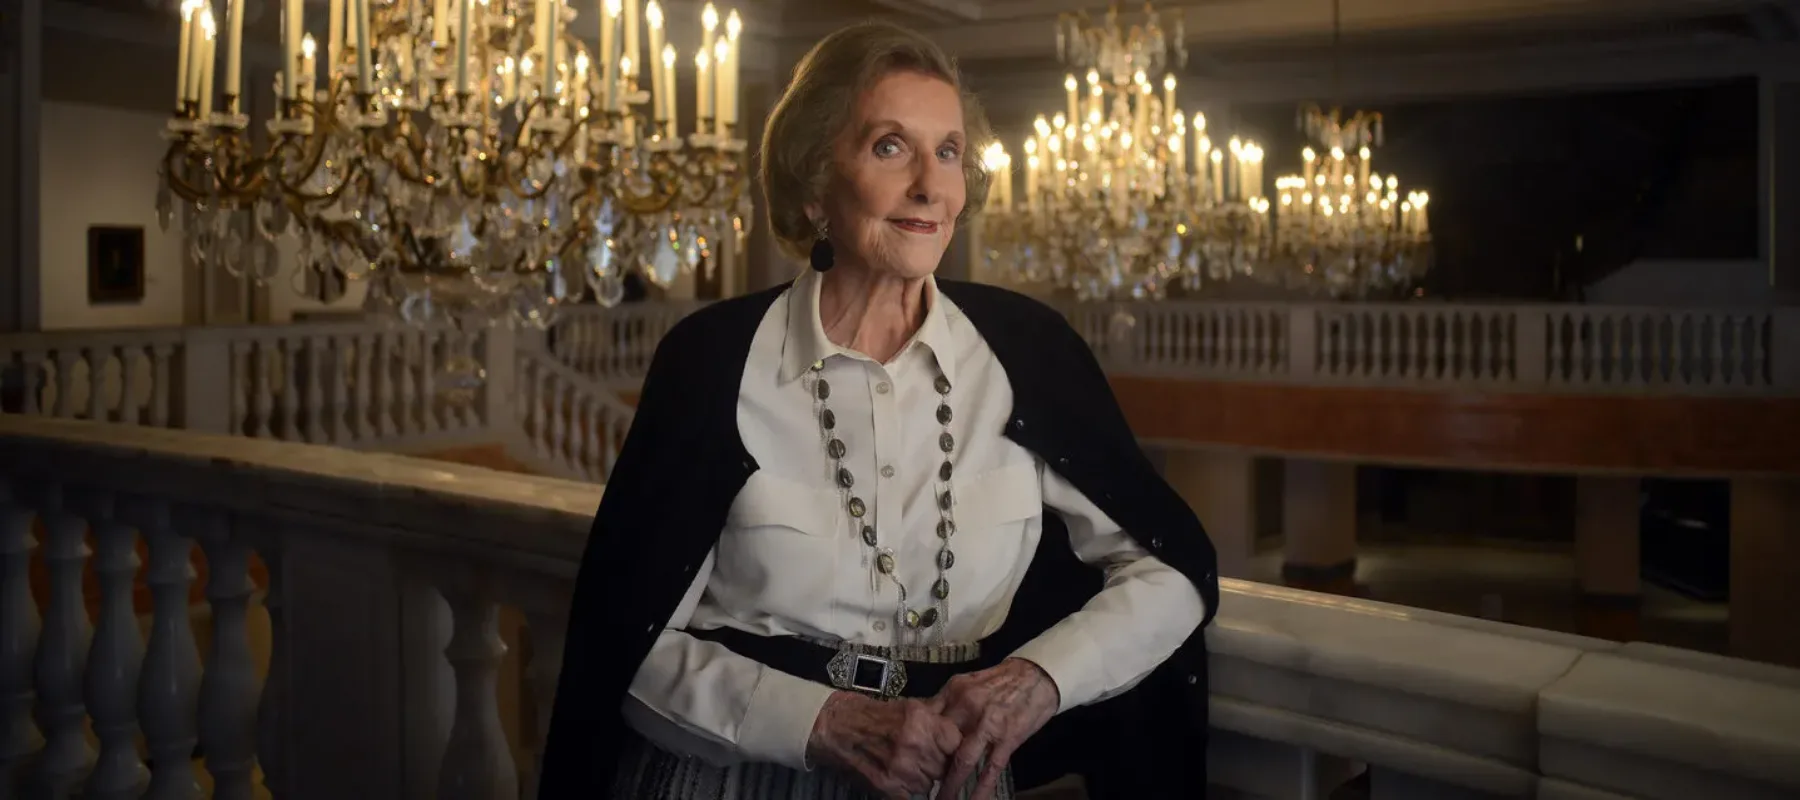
888 217 940 235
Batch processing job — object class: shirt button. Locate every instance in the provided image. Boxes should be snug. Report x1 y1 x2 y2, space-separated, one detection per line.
875 381 891 395
1151 536 1164 549
880 465 895 478
873 620 887 632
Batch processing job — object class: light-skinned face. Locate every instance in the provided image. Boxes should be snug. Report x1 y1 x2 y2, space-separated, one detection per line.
811 70 968 281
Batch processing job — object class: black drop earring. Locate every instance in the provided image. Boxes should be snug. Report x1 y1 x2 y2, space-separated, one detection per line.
809 232 834 272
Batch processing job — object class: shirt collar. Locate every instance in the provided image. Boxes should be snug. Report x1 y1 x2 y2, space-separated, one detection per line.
778 267 958 387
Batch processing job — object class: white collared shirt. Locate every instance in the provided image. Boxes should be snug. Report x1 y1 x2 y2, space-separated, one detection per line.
622 268 1206 769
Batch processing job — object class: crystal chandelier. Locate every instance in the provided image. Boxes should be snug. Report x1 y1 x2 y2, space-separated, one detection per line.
1267 104 1432 297
1260 0 1433 299
979 2 1272 300
155 0 752 334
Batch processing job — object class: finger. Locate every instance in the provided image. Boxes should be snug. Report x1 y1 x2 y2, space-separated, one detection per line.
970 734 1023 800
939 732 988 798
933 717 964 756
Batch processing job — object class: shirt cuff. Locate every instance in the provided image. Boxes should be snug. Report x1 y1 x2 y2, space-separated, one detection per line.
734 666 837 770
1008 622 1106 715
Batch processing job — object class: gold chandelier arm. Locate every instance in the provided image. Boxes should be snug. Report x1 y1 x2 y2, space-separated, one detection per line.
161 140 212 205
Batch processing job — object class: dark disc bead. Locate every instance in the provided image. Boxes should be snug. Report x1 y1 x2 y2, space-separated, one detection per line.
938 461 953 482
938 490 953 510
848 497 866 518
827 438 846 459
815 379 831 400
904 608 922 628
918 606 940 627
821 409 836 430
936 519 955 539
936 549 955 571
936 404 953 425
877 552 896 575
932 578 950 599
939 432 955 453
861 525 878 546
837 467 854 488
934 375 952 394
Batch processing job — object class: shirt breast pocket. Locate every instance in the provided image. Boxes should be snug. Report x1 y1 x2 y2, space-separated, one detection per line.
713 471 844 613
954 461 1043 536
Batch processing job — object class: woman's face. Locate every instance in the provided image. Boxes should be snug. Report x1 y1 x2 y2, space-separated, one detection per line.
817 70 968 281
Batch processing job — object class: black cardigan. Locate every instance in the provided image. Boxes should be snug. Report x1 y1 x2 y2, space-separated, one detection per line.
539 279 1220 798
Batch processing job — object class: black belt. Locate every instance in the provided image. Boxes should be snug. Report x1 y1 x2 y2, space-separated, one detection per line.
686 626 997 699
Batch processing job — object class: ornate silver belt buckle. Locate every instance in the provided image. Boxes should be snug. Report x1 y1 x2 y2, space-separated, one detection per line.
828 649 908 698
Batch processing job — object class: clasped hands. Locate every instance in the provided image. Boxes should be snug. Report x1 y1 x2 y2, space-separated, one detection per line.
805 657 1060 800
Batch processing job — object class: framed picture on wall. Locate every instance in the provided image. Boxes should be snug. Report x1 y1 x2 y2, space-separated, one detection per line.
87 225 146 304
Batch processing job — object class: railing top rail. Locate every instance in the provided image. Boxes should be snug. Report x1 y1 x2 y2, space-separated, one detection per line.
0 416 599 569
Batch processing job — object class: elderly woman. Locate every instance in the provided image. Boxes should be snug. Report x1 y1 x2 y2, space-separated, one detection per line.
540 21 1219 800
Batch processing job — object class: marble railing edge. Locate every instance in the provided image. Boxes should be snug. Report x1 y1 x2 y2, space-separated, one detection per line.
0 416 602 568
1213 578 1800 796
4 416 1799 797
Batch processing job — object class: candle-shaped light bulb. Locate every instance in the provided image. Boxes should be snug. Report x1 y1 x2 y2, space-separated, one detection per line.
725 8 742 39
701 2 718 31
176 0 200 107
1034 115 1050 138
1162 74 1176 91
658 43 675 123
695 49 712 127
1193 112 1206 133
199 10 217 118
645 1 665 120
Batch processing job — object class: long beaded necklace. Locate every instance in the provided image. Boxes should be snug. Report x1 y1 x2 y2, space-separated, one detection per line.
806 360 957 646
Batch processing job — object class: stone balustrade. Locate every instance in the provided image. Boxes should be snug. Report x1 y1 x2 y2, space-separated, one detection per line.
0 321 635 483
4 416 1799 800
1065 301 1800 394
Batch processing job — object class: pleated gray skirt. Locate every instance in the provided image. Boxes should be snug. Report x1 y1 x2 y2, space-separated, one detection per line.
610 730 1016 800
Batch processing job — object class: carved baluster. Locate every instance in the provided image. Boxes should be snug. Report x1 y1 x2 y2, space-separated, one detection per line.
521 612 566 800
117 345 140 425
20 351 45 415
150 343 174 428
436 590 517 800
252 342 276 439
252 534 291 800
130 498 203 800
278 340 301 440
85 346 108 421
227 342 250 436
303 337 325 443
376 333 398 438
0 481 42 789
419 331 439 433
548 377 569 468
76 488 149 799
328 337 351 443
52 349 77 417
31 484 95 796
581 396 601 481
184 509 257 800
534 370 555 463
355 334 376 440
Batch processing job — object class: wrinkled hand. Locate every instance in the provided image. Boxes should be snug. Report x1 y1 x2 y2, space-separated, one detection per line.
933 658 1060 800
806 691 964 799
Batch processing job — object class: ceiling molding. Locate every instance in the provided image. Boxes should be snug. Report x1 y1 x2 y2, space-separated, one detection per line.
969 34 1788 125
769 0 1769 59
